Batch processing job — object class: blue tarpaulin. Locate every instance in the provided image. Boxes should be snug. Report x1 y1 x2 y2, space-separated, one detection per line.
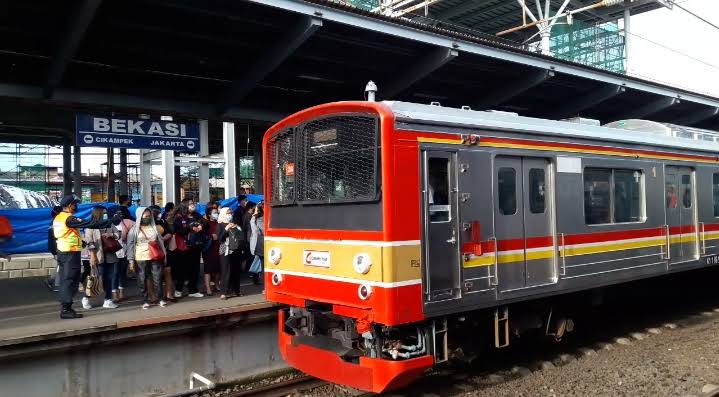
0 194 263 255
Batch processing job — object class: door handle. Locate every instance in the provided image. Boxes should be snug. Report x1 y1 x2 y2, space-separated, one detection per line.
446 236 457 244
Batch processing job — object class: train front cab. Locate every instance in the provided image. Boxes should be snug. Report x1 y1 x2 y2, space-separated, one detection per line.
263 102 434 392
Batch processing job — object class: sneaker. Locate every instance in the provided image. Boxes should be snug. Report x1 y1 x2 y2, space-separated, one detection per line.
188 292 204 298
103 300 118 309
142 303 150 310
174 290 183 298
81 297 92 310
159 300 168 307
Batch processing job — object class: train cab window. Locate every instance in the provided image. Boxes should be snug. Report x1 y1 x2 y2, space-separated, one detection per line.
529 168 546 213
428 157 450 222
498 168 517 215
614 170 642 223
584 168 611 224
682 174 692 209
713 173 719 216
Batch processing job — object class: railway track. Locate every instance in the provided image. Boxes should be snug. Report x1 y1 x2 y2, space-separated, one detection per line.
222 375 328 397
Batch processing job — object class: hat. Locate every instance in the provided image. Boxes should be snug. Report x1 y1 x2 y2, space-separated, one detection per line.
60 195 81 207
241 184 251 188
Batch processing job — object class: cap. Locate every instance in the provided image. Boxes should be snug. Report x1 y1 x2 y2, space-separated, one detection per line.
60 195 81 207
241 184 251 189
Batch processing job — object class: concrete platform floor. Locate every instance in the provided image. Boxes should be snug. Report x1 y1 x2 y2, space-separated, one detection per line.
0 274 270 344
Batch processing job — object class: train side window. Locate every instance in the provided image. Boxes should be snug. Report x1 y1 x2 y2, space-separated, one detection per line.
614 170 642 223
584 168 611 224
498 168 517 215
713 173 719 217
682 174 692 209
428 157 450 222
528 168 546 214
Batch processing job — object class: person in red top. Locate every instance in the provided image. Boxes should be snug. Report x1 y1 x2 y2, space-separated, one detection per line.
202 206 221 295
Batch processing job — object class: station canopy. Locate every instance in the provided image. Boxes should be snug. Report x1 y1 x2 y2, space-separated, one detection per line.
0 0 717 146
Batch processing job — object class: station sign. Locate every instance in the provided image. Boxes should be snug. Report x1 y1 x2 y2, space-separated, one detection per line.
76 114 200 152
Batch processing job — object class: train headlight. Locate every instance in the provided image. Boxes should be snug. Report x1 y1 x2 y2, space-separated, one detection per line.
357 284 372 300
353 253 372 274
268 247 282 265
271 272 283 286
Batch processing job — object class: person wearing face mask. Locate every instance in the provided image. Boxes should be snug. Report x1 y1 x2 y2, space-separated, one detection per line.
173 200 204 298
126 207 168 309
54 195 119 319
150 205 175 302
201 206 221 296
84 206 121 309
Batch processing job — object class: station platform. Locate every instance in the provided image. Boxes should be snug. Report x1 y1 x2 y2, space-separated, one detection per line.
0 275 273 346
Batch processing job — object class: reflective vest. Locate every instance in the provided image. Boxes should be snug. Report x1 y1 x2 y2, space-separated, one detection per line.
53 212 82 252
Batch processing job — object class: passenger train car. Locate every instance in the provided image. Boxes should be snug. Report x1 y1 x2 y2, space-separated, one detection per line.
262 100 719 392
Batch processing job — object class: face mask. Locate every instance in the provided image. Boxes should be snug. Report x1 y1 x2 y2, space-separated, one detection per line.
141 217 152 225
102 214 108 221
211 212 219 221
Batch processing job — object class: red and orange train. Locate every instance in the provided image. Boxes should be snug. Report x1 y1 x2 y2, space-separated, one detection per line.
262 100 719 392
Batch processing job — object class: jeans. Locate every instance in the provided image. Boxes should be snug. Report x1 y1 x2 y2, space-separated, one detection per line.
57 251 81 308
113 257 128 290
101 262 115 301
137 260 163 304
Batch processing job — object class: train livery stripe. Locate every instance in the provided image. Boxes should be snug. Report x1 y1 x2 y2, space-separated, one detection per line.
464 224 715 268
414 132 719 164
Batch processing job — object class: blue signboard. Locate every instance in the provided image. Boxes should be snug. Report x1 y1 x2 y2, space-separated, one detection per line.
76 114 200 152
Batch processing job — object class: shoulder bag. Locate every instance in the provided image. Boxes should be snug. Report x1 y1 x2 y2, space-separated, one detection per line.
141 227 166 262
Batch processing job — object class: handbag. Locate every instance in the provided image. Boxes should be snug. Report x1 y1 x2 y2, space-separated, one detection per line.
101 233 122 254
85 265 104 297
141 227 166 262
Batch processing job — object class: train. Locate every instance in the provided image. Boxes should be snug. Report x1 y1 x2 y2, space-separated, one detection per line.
261 99 719 392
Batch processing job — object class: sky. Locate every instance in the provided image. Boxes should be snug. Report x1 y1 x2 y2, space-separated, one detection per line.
630 0 719 96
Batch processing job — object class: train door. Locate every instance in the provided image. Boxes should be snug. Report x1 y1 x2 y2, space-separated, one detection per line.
421 150 462 302
665 166 698 264
494 156 555 292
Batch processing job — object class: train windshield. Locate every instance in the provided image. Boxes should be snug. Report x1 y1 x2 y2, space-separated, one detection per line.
267 113 382 231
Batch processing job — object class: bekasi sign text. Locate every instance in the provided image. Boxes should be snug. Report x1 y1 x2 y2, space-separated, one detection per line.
76 114 200 151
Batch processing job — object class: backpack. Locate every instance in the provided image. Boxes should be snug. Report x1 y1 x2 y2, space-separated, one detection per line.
227 227 244 251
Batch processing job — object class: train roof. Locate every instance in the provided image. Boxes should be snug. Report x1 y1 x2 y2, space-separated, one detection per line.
386 101 719 155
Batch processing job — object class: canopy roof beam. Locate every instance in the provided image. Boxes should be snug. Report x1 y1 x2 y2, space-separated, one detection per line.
216 15 322 115
552 85 626 119
382 47 458 99
474 68 554 109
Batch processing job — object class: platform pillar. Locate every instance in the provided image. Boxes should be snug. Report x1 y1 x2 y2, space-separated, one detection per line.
73 145 82 200
624 2 632 74
119 148 128 196
106 148 115 202
198 120 210 204
140 149 152 205
223 122 237 199
161 150 176 206
252 134 263 194
62 143 72 196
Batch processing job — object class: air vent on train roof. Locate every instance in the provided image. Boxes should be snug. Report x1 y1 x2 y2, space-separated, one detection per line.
604 119 719 142
562 117 600 126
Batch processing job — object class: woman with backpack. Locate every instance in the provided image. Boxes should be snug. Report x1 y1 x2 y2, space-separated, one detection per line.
84 206 121 309
217 207 243 299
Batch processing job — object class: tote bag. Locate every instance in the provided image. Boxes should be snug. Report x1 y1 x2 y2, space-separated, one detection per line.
85 266 104 297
